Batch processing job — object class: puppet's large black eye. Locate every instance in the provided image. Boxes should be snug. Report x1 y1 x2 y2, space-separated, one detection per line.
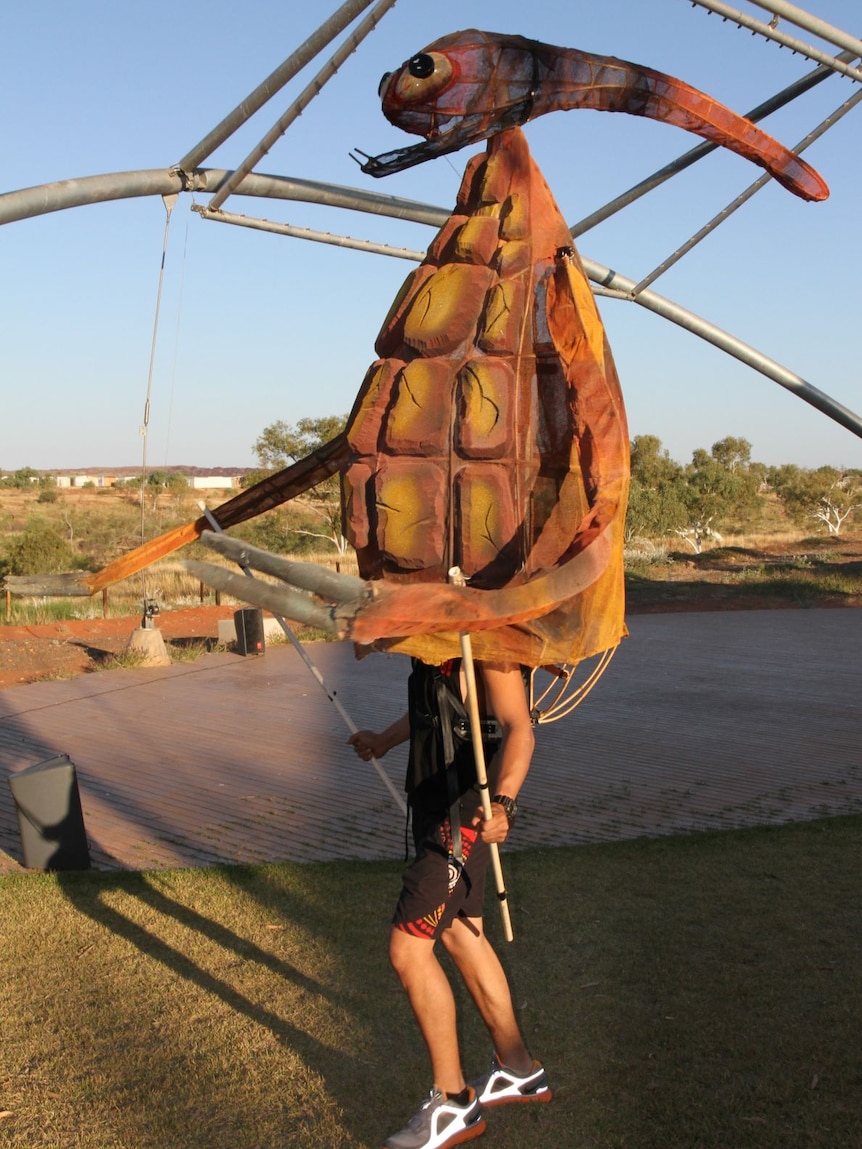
378 71 392 98
391 51 453 105
408 53 435 79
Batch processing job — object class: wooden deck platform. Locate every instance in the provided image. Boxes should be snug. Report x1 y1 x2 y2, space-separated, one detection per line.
1 609 859 873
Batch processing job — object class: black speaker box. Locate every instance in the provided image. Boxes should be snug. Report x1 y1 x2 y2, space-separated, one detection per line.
7 754 91 870
234 608 265 656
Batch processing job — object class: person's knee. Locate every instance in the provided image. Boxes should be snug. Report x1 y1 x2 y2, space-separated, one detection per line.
439 924 460 958
389 926 420 981
441 915 484 961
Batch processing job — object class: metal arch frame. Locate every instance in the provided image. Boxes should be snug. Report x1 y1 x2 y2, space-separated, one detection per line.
1 0 861 440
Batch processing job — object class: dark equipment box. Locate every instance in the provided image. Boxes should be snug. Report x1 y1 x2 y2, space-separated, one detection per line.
235 607 266 656
7 754 91 870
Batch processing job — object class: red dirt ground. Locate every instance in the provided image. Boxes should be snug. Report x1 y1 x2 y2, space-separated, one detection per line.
0 606 239 690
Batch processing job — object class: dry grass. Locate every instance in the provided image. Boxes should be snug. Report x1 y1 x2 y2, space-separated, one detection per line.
2 817 861 1149
3 551 356 628
625 532 862 612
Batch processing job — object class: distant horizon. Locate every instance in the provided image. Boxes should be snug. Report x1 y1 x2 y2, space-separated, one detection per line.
3 449 861 478
2 464 256 476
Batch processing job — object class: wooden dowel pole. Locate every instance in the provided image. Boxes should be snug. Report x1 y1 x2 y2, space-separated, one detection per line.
449 567 514 942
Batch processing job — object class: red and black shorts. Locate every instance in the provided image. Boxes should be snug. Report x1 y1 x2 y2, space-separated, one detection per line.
392 812 490 941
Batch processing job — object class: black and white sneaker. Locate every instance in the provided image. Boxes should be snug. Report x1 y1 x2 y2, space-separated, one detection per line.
473 1056 552 1107
383 1086 486 1149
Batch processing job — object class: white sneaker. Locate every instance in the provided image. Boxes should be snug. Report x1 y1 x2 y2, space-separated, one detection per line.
473 1056 552 1107
384 1086 486 1149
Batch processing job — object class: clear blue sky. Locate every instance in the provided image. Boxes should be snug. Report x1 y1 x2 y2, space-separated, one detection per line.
2 0 860 472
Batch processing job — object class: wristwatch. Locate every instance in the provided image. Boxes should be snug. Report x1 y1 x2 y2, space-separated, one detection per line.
492 794 518 826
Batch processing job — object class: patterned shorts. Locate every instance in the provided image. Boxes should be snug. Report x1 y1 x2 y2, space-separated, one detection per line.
392 815 490 940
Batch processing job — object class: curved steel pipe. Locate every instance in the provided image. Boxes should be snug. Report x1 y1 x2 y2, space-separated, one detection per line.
1 167 859 440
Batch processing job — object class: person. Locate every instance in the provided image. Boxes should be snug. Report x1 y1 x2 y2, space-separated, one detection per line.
349 657 551 1149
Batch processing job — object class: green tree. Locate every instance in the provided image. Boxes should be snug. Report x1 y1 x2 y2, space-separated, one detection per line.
1 466 40 489
709 435 752 472
251 414 350 564
770 465 861 536
147 470 188 492
625 435 688 540
676 437 761 551
252 415 347 472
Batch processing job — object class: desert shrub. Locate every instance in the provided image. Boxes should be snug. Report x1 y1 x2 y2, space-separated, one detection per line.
3 517 88 575
1 467 40 489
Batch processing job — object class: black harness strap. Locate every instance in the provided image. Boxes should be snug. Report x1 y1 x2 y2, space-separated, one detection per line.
435 675 468 865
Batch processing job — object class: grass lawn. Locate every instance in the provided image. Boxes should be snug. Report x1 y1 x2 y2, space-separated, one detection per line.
2 816 860 1148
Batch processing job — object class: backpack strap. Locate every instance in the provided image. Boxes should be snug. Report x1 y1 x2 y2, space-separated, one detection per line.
434 672 468 865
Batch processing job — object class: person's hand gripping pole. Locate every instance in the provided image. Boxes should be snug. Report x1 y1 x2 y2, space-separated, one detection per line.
449 566 514 943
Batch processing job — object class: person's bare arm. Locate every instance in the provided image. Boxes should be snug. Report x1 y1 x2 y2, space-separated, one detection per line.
473 663 534 844
348 713 410 762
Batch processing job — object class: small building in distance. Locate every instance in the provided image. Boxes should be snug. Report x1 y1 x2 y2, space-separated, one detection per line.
54 474 117 488
35 467 249 490
189 476 241 490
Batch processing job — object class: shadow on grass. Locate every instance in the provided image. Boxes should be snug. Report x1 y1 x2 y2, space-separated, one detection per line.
625 538 862 612
624 572 827 609
5 818 861 1148
45 859 404 1148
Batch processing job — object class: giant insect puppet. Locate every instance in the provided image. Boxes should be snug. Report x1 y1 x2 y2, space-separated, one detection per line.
23 31 829 674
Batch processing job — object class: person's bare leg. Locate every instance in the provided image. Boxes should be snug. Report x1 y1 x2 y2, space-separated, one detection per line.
440 916 532 1072
388 926 467 1095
